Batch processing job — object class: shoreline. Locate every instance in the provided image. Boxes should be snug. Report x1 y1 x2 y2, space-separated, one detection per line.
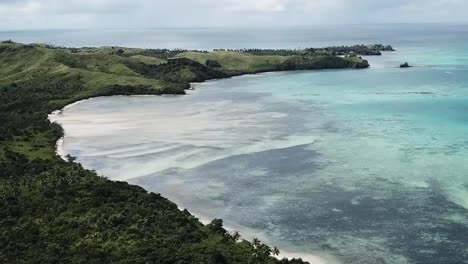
48 70 345 264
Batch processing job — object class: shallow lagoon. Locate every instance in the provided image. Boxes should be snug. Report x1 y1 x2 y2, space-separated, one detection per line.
51 53 468 263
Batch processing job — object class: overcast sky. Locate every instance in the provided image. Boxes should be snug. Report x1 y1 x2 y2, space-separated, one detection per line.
0 0 467 29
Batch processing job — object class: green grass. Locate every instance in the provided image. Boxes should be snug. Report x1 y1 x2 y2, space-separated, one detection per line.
7 134 56 160
177 51 289 73
129 54 166 65
0 44 50 78
0 43 166 97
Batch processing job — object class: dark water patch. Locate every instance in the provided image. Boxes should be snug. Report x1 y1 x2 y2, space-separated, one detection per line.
131 143 324 218
266 179 468 264
131 140 468 264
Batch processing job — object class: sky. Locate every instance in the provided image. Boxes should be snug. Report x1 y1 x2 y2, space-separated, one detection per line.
0 0 467 29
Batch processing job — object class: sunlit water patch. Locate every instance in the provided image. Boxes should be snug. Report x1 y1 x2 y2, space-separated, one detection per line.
50 61 468 263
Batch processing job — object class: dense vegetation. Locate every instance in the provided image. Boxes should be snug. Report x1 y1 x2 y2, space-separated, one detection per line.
214 44 394 56
0 41 387 263
124 58 230 83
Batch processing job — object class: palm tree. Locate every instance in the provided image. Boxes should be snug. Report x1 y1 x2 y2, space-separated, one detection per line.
231 231 241 241
252 238 261 259
253 238 261 249
272 246 280 256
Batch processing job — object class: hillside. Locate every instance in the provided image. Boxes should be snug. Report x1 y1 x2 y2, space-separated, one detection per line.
0 41 385 263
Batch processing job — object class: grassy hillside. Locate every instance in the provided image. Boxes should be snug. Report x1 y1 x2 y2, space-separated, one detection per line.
176 51 368 74
0 41 379 263
176 51 289 73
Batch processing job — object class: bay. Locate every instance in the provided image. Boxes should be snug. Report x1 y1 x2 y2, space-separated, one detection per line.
47 24 468 264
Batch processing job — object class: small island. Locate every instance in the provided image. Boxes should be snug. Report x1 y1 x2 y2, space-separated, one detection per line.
0 41 394 264
400 62 412 68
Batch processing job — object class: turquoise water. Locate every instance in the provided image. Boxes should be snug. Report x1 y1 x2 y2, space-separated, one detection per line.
49 26 468 264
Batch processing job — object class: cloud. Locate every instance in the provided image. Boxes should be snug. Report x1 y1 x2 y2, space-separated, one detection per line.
225 0 289 12
0 0 467 29
0 0 136 16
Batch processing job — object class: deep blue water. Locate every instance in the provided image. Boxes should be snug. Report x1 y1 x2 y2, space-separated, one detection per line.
48 25 468 264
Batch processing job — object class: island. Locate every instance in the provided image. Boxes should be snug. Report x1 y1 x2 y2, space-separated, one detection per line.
400 62 412 68
0 41 393 264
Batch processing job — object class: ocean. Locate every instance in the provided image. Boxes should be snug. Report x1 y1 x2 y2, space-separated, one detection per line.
43 24 468 264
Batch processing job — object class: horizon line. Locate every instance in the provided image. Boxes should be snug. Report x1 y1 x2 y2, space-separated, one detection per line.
1 22 468 32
